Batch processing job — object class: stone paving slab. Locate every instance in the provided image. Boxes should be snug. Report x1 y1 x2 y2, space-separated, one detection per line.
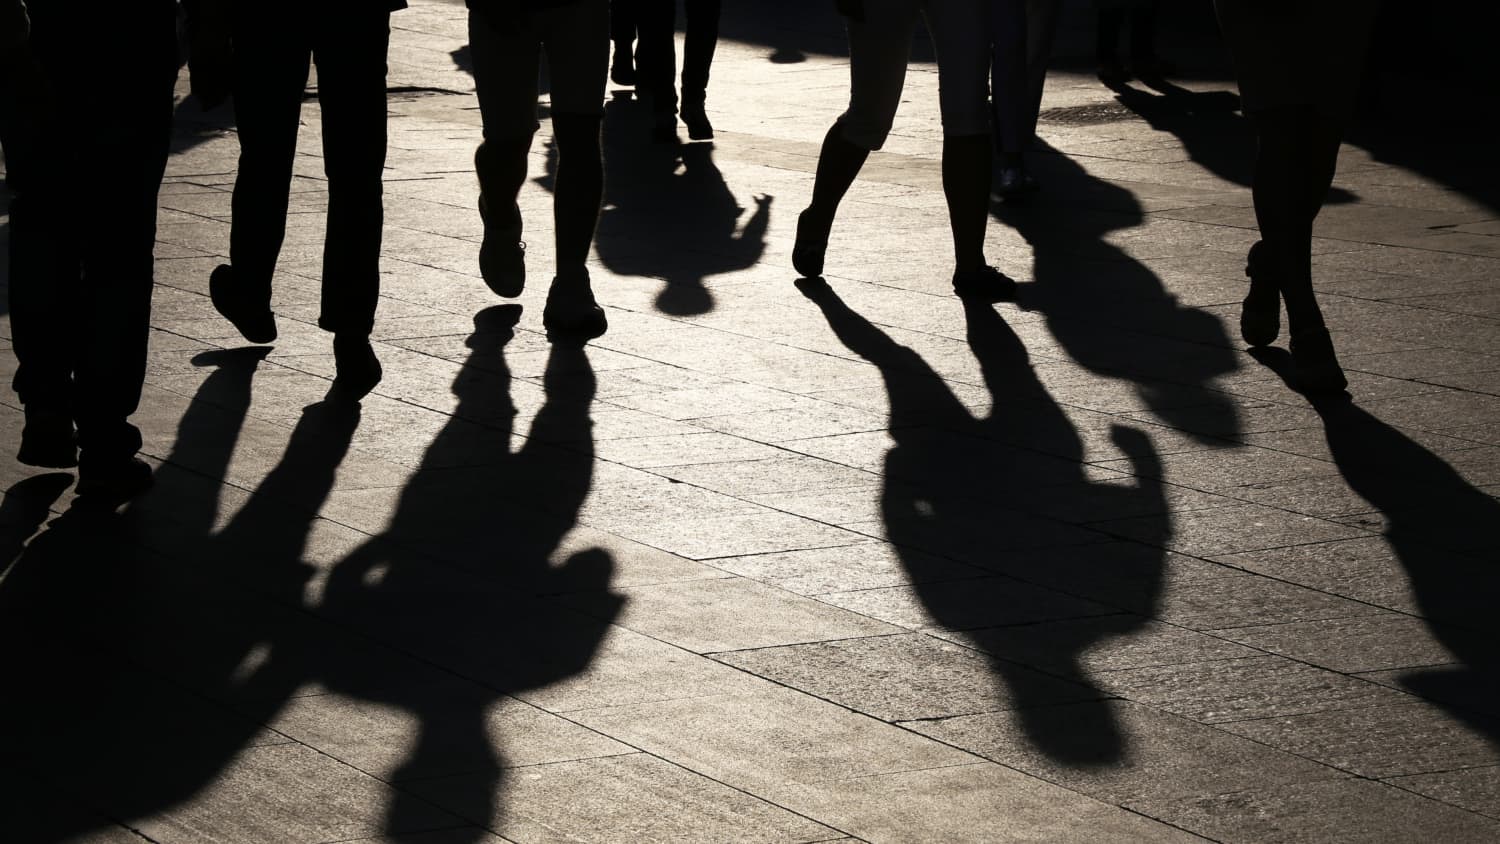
3 0 1500 841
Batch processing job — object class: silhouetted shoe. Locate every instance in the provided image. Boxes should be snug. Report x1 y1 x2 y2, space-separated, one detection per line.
543 272 608 341
17 407 78 469
76 456 153 505
332 334 382 399
611 47 636 86
209 264 277 344
953 265 1018 302
1290 326 1348 394
652 111 677 144
1240 240 1280 347
793 209 830 278
480 229 525 297
681 102 714 140
994 166 1040 202
1097 57 1130 85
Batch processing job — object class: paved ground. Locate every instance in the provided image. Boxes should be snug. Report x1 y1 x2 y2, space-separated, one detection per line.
3 2 1500 841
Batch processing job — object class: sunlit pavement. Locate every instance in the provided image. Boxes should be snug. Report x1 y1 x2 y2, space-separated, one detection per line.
3 2 1500 841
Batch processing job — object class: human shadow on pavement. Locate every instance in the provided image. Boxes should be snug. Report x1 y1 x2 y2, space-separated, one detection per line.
557 94 769 316
0 315 620 841
1254 347 1500 749
0 346 361 841
314 305 621 836
996 138 1241 443
799 277 1169 766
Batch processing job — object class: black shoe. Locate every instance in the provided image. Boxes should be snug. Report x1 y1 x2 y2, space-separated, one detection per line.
209 264 278 344
1290 326 1348 394
611 47 636 86
543 272 608 341
953 265 1018 302
17 407 78 469
480 230 526 298
1240 240 1280 347
333 335 382 399
994 166 1040 202
793 209 830 278
681 102 714 140
76 456 153 505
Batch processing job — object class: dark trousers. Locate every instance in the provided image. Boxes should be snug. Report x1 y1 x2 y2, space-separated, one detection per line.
612 0 637 45
7 2 177 462
991 0 1061 155
635 0 721 113
228 9 391 338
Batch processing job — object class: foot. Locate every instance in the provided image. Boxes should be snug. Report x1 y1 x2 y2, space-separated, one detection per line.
652 111 677 144
543 272 608 342
1097 56 1130 85
479 229 526 298
209 264 278 344
1290 326 1348 394
994 166 1040 202
610 47 636 86
17 407 78 469
332 334 382 399
1240 240 1281 347
953 265 1018 302
76 456 153 505
681 101 714 140
793 209 831 278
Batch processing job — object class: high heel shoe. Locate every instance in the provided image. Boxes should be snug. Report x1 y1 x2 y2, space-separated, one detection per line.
1290 325 1348 394
1240 240 1280 347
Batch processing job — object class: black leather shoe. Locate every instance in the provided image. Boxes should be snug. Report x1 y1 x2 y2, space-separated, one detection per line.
1290 326 1348 394
17 407 78 469
76 456 153 506
1240 240 1280 347
333 335 382 399
994 166 1040 202
953 265 1019 302
681 102 714 140
479 230 525 297
209 264 277 344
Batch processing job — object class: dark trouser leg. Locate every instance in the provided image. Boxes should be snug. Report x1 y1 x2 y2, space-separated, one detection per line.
313 12 391 338
991 0 1029 159
550 113 604 277
635 0 677 113
1129 0 1159 63
611 0 636 46
229 16 312 305
1022 0 1062 144
1097 7 1123 65
73 21 178 463
806 123 869 225
942 134 992 271
680 0 721 106
468 9 540 241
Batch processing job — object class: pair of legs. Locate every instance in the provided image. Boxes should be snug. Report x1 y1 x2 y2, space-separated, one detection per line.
1241 104 1347 389
990 0 1061 191
797 0 1008 297
469 0 610 338
8 1 177 497
1096 0 1165 82
633 0 722 137
610 0 639 83
217 7 391 395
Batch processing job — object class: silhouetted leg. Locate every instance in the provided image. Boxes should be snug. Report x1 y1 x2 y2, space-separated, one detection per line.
228 14 312 305
925 0 996 273
634 0 678 118
551 115 605 278
312 11 391 339
1096 5 1125 79
1021 0 1062 142
610 0 638 84
991 0 1029 159
470 8 542 295
7 153 78 423
942 135 992 271
680 0 721 106
1128 0 1163 74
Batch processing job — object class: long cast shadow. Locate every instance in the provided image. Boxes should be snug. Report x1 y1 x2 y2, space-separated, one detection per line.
1255 348 1500 748
799 278 1168 765
0 347 360 841
997 138 1241 442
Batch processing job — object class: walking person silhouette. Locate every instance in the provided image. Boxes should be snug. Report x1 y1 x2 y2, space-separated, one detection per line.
205 0 404 399
468 0 611 340
794 0 1015 301
1218 0 1378 394
4 0 178 501
635 0 722 140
